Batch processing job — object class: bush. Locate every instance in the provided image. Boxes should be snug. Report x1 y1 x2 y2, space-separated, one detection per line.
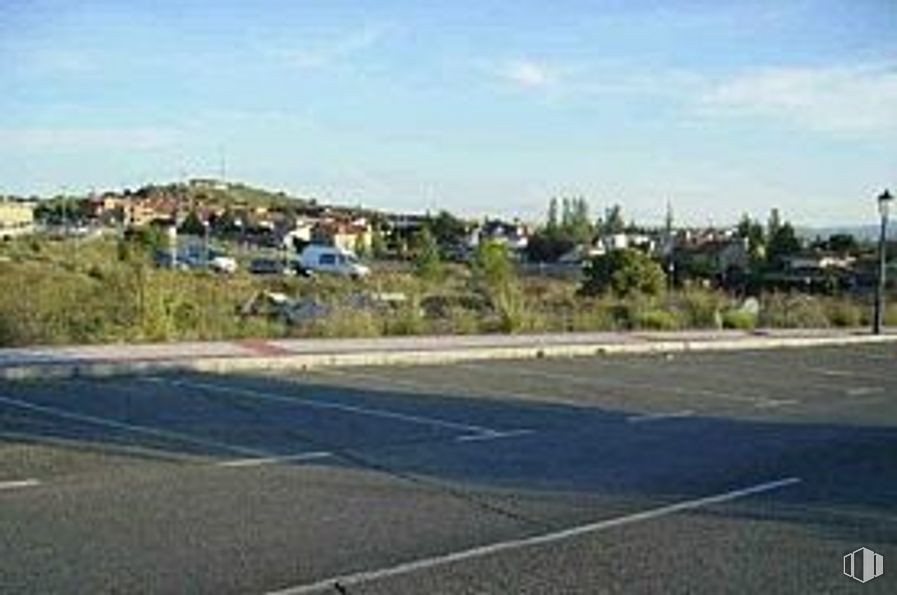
564 300 616 332
886 303 897 326
759 294 830 328
412 228 444 282
580 249 665 297
636 309 680 330
472 240 515 290
824 299 862 327
721 309 757 330
676 290 724 328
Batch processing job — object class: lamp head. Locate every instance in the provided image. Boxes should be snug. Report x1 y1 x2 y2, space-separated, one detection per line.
878 189 893 218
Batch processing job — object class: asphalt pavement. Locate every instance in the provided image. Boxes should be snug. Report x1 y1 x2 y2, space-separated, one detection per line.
1 343 896 594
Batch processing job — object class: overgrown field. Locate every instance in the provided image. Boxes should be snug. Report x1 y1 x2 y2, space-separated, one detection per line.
0 236 893 347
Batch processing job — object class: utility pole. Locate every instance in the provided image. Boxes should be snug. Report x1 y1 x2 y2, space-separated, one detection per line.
664 199 675 293
873 190 893 335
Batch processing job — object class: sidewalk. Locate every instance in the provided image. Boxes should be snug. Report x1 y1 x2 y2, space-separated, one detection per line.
1 329 894 380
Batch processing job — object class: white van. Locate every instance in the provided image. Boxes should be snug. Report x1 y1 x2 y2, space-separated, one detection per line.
298 244 370 278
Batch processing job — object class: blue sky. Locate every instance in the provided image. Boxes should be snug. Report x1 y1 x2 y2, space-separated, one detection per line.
1 0 895 226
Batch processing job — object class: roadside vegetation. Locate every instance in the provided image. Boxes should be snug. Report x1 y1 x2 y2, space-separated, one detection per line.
1 234 893 347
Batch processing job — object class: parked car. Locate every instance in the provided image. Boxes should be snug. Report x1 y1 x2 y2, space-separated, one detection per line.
153 251 190 270
249 258 314 277
155 247 237 273
208 252 238 274
298 245 370 278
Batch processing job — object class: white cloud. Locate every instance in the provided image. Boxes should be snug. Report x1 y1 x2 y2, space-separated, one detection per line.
502 60 554 88
277 24 390 70
0 127 180 151
699 63 897 134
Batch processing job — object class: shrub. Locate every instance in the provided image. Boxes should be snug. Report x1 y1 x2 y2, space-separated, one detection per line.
444 307 480 334
824 299 862 327
886 303 897 326
412 228 444 282
722 309 757 330
580 249 665 297
636 309 680 330
759 294 830 328
569 301 618 332
472 240 515 290
676 290 724 328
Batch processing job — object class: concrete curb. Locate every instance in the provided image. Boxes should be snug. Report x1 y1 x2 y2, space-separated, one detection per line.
1 332 894 381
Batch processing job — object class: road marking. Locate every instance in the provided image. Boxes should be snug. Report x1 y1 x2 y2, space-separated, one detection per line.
753 399 800 409
459 362 771 406
846 387 885 397
0 430 208 464
0 394 269 458
154 378 499 435
313 368 586 408
217 451 333 468
807 367 855 377
454 429 534 442
0 478 40 491
268 476 802 595
626 410 695 423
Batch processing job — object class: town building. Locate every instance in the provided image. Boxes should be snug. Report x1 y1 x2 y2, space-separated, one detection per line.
0 199 36 239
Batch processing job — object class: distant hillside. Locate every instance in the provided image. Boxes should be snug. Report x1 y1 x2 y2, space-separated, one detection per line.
131 179 314 211
797 225 897 242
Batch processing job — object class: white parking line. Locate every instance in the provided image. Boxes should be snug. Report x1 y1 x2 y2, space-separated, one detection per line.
217 451 333 468
313 367 585 408
0 394 269 458
753 399 800 409
0 478 40 491
155 378 500 435
845 387 885 397
454 429 534 442
807 367 855 378
626 410 695 423
268 476 802 595
459 362 777 407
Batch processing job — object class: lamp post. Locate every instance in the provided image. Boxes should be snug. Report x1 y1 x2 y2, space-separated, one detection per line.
873 189 892 335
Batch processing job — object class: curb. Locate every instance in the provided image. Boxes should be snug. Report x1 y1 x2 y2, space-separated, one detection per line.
1 333 894 381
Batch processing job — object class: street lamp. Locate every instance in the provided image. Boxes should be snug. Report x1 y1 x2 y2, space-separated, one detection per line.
873 189 893 335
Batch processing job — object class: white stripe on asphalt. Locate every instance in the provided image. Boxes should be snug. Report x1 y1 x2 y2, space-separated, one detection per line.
807 367 855 377
454 429 534 442
846 387 884 397
267 476 802 595
0 478 40 491
626 410 695 423
753 399 800 409
217 451 333 468
458 362 775 406
156 378 500 435
0 394 268 458
313 367 585 408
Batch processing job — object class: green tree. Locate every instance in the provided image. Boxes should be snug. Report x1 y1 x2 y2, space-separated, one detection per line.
567 196 592 244
179 210 206 236
737 214 766 265
353 233 368 258
526 230 574 262
473 240 515 290
580 248 666 297
546 197 559 233
426 210 467 249
370 228 387 259
412 227 443 281
827 233 858 255
601 204 626 235
472 240 525 332
767 221 801 268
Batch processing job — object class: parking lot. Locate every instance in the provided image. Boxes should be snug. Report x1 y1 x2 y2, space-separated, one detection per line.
1 343 896 593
